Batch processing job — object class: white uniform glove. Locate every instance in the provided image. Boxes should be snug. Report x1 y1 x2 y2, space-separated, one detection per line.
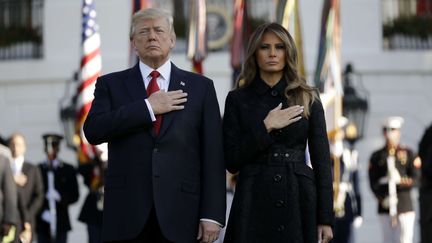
41 210 51 223
46 189 61 202
353 216 363 228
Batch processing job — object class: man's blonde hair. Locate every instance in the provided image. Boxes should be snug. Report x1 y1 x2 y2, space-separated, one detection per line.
129 8 176 40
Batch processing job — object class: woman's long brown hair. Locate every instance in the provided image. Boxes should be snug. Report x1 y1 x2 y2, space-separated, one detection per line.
236 23 317 118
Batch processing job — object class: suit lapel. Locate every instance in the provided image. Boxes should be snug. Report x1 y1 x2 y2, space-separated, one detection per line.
158 63 185 139
123 64 148 101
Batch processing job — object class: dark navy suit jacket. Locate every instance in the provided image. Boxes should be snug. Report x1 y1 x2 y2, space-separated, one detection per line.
84 63 226 242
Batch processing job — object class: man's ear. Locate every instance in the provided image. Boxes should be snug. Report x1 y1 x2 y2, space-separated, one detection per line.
170 35 176 49
131 39 137 51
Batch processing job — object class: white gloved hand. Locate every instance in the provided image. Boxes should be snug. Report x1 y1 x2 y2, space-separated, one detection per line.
353 216 363 228
41 210 51 223
46 189 61 202
389 167 402 184
381 197 390 209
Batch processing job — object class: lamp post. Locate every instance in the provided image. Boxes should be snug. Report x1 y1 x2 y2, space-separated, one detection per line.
342 63 369 149
59 72 78 151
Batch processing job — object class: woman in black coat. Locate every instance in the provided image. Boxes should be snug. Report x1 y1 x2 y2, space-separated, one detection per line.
223 23 334 243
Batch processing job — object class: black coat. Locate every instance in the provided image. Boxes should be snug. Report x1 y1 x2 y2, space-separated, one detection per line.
368 146 416 214
36 161 79 234
223 79 334 243
84 63 226 242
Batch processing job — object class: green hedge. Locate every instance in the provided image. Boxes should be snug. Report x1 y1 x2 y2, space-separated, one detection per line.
384 15 432 39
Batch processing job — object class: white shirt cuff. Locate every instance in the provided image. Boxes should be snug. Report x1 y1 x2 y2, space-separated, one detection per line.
144 99 156 122
200 218 223 227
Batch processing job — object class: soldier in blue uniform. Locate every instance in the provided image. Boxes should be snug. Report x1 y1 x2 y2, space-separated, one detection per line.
368 117 417 243
332 118 362 243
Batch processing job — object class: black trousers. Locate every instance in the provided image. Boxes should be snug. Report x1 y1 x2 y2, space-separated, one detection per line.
107 207 172 243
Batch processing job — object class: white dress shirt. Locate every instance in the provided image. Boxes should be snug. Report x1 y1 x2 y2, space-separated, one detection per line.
11 155 25 175
139 60 171 122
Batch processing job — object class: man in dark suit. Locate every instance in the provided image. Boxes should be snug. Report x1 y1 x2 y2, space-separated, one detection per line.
84 7 226 243
36 134 79 243
9 133 44 243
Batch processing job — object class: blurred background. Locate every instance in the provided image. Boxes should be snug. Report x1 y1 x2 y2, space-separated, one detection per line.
1 0 431 242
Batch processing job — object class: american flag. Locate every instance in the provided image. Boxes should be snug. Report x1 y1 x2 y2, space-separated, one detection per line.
76 0 102 163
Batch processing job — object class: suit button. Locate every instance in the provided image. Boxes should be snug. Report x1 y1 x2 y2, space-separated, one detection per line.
277 225 285 232
275 200 284 207
273 174 282 182
284 153 289 157
271 90 278 97
153 148 159 153
273 153 279 158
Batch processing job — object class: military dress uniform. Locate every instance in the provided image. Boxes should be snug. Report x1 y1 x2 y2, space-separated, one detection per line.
333 148 362 243
36 134 79 243
369 128 417 243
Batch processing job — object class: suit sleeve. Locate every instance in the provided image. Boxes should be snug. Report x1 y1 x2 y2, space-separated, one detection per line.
223 92 274 173
199 80 226 226
27 167 44 223
2 158 18 225
307 99 334 226
84 77 153 145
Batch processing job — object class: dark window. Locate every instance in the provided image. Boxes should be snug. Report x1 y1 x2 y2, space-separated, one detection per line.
382 0 432 50
0 0 44 60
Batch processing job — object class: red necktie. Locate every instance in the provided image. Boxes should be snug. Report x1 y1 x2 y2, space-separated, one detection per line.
147 70 162 135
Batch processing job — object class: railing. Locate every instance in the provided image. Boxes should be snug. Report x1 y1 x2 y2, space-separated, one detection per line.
0 0 44 60
382 0 432 49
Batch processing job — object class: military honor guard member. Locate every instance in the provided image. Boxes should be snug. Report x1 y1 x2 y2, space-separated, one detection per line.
368 117 417 243
36 134 79 243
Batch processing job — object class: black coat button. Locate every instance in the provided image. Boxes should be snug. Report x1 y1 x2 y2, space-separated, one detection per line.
284 153 289 157
277 225 285 231
271 90 278 96
274 130 283 136
273 174 282 182
273 153 279 157
275 200 284 207
153 148 159 153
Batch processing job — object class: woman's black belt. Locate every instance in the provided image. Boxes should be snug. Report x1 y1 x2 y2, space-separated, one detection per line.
259 148 306 165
